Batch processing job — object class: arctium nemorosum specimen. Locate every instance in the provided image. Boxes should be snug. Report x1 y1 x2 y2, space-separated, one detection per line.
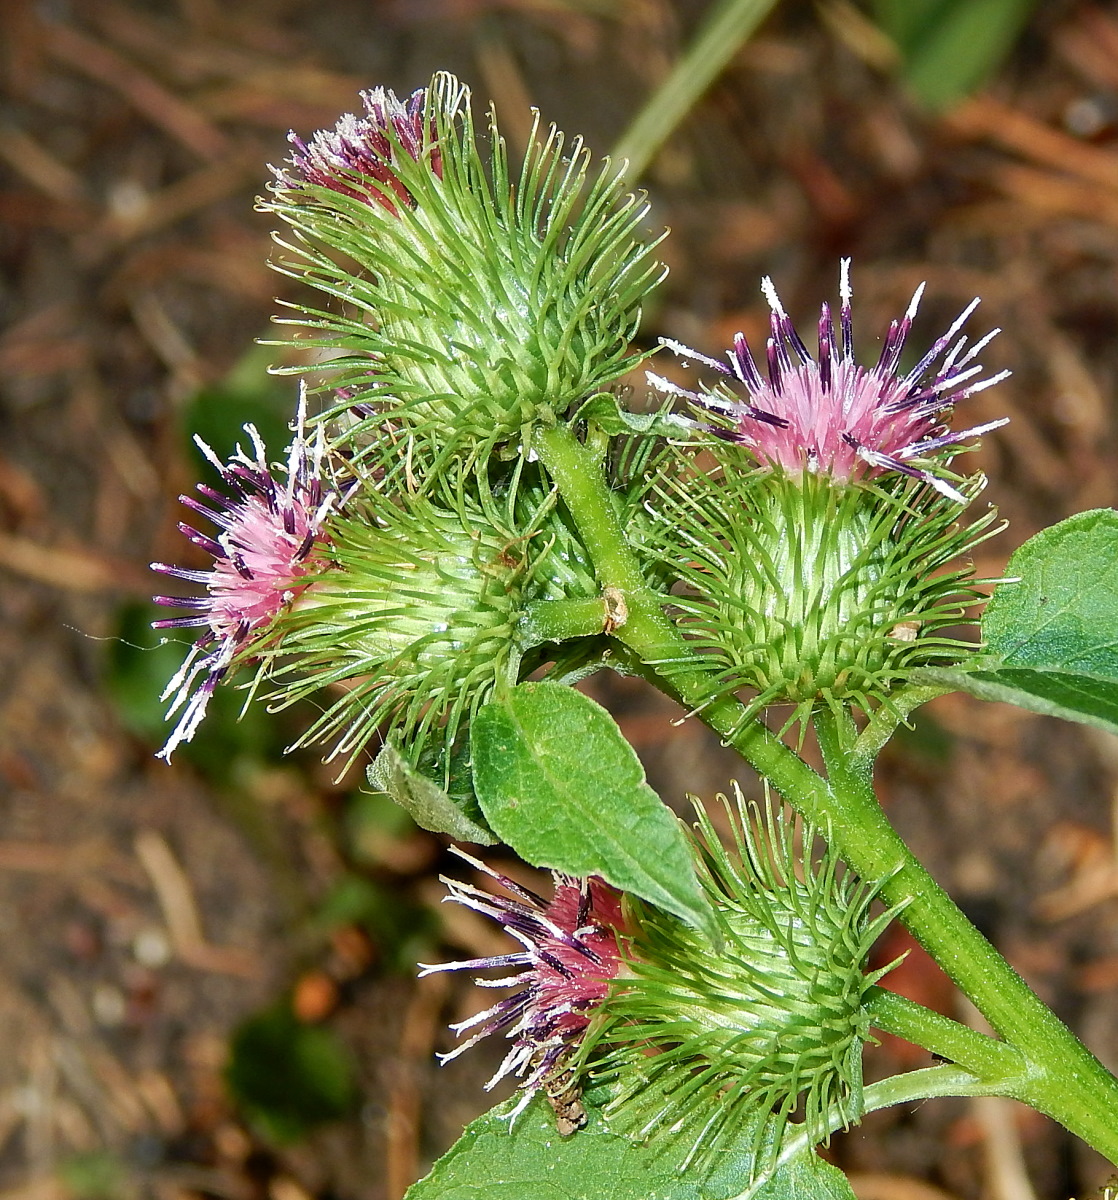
260 460 598 778
650 456 1001 728
645 261 1008 726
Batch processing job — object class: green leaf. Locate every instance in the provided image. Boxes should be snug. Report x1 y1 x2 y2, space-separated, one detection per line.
471 682 716 939
577 393 692 439
405 1094 856 1200
367 740 497 845
921 509 1118 734
872 0 1042 111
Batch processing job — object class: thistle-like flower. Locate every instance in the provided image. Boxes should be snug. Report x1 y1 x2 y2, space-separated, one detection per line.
279 85 440 214
649 259 1008 502
419 795 895 1168
260 458 600 779
643 264 1010 724
265 72 663 460
151 393 339 760
593 791 897 1174
419 850 625 1129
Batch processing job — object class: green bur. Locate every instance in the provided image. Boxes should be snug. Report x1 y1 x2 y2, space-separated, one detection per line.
262 459 600 779
589 789 898 1175
649 454 1002 729
265 72 664 462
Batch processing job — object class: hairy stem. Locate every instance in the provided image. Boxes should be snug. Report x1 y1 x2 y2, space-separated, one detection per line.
864 988 1027 1089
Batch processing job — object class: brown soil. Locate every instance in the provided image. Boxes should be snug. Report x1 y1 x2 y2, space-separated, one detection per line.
2 2 1118 1197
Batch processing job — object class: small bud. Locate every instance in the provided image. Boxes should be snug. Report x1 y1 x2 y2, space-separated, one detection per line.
262 463 598 775
265 72 664 457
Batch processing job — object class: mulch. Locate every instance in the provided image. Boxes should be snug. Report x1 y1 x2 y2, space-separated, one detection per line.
2 1 1118 1196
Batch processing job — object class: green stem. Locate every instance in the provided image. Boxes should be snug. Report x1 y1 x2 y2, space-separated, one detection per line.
853 681 951 767
534 421 1118 1162
813 707 1118 1161
864 988 1027 1089
611 0 781 182
518 597 610 648
735 1065 1012 1200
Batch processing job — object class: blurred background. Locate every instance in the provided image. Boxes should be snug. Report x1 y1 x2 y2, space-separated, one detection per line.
3 0 1118 1197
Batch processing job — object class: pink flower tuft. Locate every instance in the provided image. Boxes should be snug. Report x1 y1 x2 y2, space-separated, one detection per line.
279 86 440 214
648 259 1009 502
151 389 340 760
419 850 626 1123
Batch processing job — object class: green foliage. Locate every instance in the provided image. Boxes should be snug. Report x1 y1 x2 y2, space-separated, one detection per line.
921 509 1118 734
266 72 664 460
591 792 895 1176
576 393 693 440
471 681 717 939
368 739 496 844
405 1092 857 1200
225 999 358 1143
57 1152 128 1200
646 453 1000 733
871 0 1044 111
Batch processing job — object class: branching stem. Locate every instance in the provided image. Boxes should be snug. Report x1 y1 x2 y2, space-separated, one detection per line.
535 420 1118 1163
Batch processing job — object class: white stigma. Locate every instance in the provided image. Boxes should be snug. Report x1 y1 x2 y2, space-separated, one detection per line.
760 275 786 317
904 281 927 323
839 257 853 305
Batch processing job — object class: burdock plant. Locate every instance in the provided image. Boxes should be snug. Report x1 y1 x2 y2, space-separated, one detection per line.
151 72 1118 1198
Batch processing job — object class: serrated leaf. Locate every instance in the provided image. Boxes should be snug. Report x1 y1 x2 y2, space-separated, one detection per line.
471 682 716 939
367 741 497 844
577 393 692 439
921 509 1118 733
405 1094 856 1200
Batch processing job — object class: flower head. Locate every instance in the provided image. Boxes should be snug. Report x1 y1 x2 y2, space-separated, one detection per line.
594 792 897 1174
649 259 1008 502
264 72 662 459
419 850 625 1128
279 86 439 214
151 391 339 760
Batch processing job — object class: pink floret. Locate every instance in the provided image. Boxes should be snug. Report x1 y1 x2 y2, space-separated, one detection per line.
150 390 339 761
419 852 627 1121
649 259 1009 502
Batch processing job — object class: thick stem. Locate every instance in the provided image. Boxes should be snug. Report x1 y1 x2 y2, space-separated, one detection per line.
534 422 1118 1162
518 597 610 648
813 708 1118 1160
864 988 1027 1089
